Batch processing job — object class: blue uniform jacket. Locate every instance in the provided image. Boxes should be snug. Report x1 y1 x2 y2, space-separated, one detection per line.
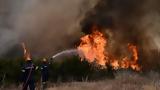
40 62 49 82
21 60 35 82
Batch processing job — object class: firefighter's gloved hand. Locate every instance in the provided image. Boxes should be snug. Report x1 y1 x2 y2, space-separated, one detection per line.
49 58 55 64
21 69 25 72
36 66 39 70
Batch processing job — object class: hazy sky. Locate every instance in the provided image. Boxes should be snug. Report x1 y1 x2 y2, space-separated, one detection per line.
0 0 97 57
0 0 159 58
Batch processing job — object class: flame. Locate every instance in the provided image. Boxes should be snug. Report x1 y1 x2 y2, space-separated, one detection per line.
78 27 107 65
127 44 140 71
21 43 31 60
77 25 141 71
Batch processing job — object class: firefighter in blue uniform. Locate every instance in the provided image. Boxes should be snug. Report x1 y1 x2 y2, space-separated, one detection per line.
21 58 36 90
40 58 49 89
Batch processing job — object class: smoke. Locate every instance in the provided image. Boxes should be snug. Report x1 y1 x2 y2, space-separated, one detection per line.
0 0 97 57
1 0 160 60
80 0 160 70
81 0 160 53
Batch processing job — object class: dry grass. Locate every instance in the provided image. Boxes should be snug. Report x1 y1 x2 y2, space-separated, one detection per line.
48 71 160 90
2 71 160 90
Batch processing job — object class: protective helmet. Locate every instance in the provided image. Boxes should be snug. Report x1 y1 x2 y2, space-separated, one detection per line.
43 58 47 62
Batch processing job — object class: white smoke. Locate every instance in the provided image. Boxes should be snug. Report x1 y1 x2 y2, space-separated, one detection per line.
0 0 97 57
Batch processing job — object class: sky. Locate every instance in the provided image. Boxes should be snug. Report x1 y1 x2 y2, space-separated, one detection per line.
0 0 98 57
0 0 159 58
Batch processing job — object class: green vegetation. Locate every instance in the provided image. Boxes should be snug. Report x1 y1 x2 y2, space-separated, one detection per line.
0 49 160 87
0 56 114 87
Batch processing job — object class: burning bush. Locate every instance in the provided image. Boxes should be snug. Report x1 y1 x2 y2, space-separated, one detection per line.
77 26 140 71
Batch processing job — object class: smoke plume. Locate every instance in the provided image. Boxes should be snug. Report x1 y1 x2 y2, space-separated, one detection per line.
0 0 160 62
80 0 160 70
81 0 160 49
0 0 97 57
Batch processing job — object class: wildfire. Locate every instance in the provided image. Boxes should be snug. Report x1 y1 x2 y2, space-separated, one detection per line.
21 43 31 60
77 25 141 71
78 26 107 66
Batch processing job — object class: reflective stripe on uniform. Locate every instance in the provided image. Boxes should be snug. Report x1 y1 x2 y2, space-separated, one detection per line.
25 66 34 69
21 70 25 72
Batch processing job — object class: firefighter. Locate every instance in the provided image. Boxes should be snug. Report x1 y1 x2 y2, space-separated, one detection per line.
40 58 49 89
21 58 36 90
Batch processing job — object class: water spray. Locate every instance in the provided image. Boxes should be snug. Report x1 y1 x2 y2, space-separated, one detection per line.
51 49 78 60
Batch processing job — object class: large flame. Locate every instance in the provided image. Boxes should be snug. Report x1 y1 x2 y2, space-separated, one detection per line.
21 43 31 60
78 26 107 66
77 26 141 71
